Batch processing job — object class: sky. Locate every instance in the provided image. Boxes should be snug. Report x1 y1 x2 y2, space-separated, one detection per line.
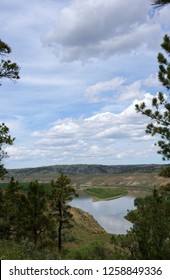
0 0 170 169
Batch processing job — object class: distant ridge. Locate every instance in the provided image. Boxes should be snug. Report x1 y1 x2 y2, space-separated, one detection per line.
6 163 166 177
1 164 169 187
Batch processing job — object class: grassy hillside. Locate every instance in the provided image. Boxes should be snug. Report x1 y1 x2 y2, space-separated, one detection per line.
1 164 169 259
0 207 113 260
1 164 170 190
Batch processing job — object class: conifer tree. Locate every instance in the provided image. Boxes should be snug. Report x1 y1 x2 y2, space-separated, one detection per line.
18 181 50 247
152 0 170 7
0 39 20 85
0 123 15 178
125 190 170 259
135 35 170 160
50 174 77 252
0 39 19 177
0 177 21 239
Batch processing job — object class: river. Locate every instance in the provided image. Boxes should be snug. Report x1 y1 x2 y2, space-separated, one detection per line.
69 190 136 234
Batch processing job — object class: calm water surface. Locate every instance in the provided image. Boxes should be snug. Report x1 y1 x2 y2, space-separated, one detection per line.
69 191 136 234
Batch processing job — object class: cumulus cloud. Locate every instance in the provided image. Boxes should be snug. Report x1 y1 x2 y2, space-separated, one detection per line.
5 92 159 166
85 77 124 103
28 95 153 159
31 93 158 148
42 0 164 62
85 75 160 104
143 74 161 87
119 81 145 102
1 0 166 168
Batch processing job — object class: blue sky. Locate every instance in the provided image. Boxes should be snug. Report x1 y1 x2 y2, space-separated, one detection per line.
0 0 170 168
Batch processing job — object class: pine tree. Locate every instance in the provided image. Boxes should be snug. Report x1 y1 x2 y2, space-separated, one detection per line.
18 181 50 247
0 39 19 177
125 190 170 259
0 177 21 239
50 174 77 252
0 39 20 85
135 35 170 160
152 0 170 7
0 123 15 178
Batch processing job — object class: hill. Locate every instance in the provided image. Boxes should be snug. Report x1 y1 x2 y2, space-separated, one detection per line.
5 163 166 177
1 164 170 189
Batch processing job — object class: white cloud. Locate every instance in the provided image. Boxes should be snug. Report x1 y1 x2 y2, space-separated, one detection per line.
85 75 161 104
0 0 167 168
157 4 170 28
6 94 161 165
119 81 145 101
9 93 156 156
143 74 161 87
86 77 124 103
6 95 157 166
42 0 164 62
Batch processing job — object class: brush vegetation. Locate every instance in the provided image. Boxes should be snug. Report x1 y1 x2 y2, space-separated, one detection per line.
0 174 170 259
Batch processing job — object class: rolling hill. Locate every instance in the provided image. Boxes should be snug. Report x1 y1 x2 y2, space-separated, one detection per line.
1 164 169 189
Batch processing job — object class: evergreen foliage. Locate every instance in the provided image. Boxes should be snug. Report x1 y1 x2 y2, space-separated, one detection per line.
17 181 51 247
135 35 170 160
159 165 170 177
0 177 21 239
0 176 170 259
124 190 170 259
0 123 15 178
152 0 170 7
0 39 19 177
50 174 77 252
0 39 20 85
0 175 77 252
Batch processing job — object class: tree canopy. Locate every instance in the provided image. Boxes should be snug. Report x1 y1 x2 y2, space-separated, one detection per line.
0 123 15 178
0 39 19 177
0 39 20 85
135 35 170 160
152 0 170 7
125 190 170 259
50 174 77 252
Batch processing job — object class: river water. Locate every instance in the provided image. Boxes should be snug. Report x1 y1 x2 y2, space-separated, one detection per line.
69 191 136 234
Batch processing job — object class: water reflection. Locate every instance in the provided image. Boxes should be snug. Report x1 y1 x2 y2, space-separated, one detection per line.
69 191 136 234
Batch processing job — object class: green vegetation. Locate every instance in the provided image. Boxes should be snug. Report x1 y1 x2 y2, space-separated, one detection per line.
159 165 170 177
0 173 170 259
0 39 20 86
153 0 170 7
50 174 77 252
0 123 15 178
136 35 170 161
85 187 127 199
0 181 52 193
0 39 19 178
0 3 170 260
17 180 52 247
0 174 77 257
121 189 170 259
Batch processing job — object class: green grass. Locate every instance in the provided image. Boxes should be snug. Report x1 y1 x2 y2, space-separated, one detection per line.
0 240 60 260
85 187 128 199
0 182 52 193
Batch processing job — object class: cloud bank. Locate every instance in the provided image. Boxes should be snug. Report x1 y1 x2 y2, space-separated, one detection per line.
42 0 162 62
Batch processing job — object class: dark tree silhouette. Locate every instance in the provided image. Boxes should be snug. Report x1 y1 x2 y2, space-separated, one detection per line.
0 39 20 86
152 0 170 7
0 39 19 177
